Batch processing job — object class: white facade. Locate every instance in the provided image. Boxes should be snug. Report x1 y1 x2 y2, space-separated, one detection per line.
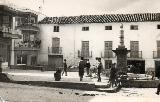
38 21 160 71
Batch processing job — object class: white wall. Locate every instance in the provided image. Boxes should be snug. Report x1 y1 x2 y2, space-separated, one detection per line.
39 21 160 70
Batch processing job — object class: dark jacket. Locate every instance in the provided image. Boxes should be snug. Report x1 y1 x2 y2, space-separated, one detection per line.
63 62 67 71
97 62 103 73
110 67 117 80
79 60 85 76
86 62 91 68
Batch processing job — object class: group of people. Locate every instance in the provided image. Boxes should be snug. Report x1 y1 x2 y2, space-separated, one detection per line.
78 57 103 81
61 57 122 88
61 57 103 82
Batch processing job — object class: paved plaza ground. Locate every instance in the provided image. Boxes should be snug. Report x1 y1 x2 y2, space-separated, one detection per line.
0 82 159 102
0 69 160 102
2 69 109 85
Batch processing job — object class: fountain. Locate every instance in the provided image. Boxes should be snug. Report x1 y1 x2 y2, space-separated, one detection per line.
112 24 130 75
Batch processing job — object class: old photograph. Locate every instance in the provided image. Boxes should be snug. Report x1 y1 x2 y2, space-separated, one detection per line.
0 0 160 102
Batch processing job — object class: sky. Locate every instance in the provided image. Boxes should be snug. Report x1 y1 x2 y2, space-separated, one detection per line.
1 0 160 17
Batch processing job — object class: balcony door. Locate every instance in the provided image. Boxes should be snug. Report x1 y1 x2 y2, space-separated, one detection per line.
81 41 89 58
157 41 160 57
104 41 113 58
52 37 60 53
130 41 139 58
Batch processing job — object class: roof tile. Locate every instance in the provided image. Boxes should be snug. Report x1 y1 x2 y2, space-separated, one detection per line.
38 13 160 24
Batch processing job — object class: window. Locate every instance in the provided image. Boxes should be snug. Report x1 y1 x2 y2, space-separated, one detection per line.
81 41 89 58
53 26 59 32
130 41 139 58
52 37 60 53
157 25 160 29
0 43 7 62
3 16 9 27
3 16 9 24
104 41 113 58
105 26 112 30
82 26 89 31
17 55 27 65
130 25 138 30
157 40 160 57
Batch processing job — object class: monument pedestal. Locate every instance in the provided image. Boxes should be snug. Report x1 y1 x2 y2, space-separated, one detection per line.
112 46 130 74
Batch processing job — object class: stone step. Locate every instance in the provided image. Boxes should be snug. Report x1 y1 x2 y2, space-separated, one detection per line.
95 84 110 88
96 86 122 93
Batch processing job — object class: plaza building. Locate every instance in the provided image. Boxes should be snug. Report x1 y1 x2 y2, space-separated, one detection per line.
0 4 41 69
38 13 160 77
0 5 22 68
12 9 40 68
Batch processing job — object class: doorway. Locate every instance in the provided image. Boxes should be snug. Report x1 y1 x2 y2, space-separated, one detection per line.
155 61 160 78
105 60 112 69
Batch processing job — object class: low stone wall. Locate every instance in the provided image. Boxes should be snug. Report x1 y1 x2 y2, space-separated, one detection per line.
13 81 96 91
121 80 160 88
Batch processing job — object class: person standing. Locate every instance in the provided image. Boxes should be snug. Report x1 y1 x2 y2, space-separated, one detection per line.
86 59 91 76
0 55 3 73
62 59 67 76
109 63 117 87
78 57 85 81
97 58 103 82
156 83 160 95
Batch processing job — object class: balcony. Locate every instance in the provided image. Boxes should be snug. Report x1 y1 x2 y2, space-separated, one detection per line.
14 40 41 51
16 23 39 32
0 26 22 39
78 50 92 58
48 47 62 55
127 51 142 59
101 50 116 58
153 51 160 59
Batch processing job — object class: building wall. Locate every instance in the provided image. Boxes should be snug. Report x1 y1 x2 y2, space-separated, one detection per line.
38 21 160 70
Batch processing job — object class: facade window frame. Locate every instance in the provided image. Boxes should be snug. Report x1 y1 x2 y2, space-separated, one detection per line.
53 26 60 32
130 25 138 30
82 26 89 31
105 26 112 30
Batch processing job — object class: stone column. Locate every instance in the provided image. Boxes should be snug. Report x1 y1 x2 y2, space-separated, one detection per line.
112 24 130 74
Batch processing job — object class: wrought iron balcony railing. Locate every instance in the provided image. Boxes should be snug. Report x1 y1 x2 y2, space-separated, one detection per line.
16 23 39 32
127 51 142 59
0 26 22 39
78 50 92 58
48 47 62 55
14 40 41 51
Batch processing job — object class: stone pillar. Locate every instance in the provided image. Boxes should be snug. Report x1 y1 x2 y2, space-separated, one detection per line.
112 24 130 74
113 46 129 74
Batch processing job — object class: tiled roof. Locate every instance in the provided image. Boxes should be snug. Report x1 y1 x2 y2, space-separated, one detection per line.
38 13 160 24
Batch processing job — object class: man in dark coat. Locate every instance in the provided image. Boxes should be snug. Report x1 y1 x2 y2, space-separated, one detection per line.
86 59 91 76
0 55 3 73
97 58 103 82
109 63 117 87
79 57 85 81
62 59 67 76
156 83 160 95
